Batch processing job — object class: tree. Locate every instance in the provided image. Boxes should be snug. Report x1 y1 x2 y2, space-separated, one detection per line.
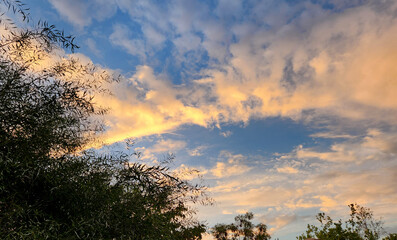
347 203 384 240
297 204 385 240
383 234 397 240
211 212 271 240
0 1 210 239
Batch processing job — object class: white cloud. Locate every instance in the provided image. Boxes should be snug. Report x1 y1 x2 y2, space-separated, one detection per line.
141 24 165 46
188 145 207 156
109 24 146 59
85 38 101 57
48 0 117 28
48 0 88 27
173 33 202 53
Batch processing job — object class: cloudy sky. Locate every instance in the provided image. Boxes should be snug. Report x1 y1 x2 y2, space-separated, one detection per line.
27 0 397 238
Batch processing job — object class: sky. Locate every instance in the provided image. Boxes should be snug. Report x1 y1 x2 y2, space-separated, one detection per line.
23 0 397 239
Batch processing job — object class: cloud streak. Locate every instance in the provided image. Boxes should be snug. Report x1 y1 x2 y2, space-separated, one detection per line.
200 128 397 236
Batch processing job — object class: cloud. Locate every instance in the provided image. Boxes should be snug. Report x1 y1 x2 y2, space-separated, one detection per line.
173 164 205 181
222 210 233 215
85 38 102 57
48 0 88 27
94 65 219 144
188 145 207 156
277 166 298 174
210 161 251 178
207 1 397 124
209 152 252 178
220 131 232 138
263 214 298 234
295 128 397 162
149 139 186 153
109 24 146 59
132 138 187 162
141 24 165 46
30 1 397 236
48 0 117 28
35 0 397 217
310 132 355 139
236 209 249 214
201 128 397 236
50 0 396 147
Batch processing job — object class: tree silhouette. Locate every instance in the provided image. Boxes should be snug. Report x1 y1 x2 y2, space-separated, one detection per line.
211 212 271 240
297 204 385 240
0 1 209 239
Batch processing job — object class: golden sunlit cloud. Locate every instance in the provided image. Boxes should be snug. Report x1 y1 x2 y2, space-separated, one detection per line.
200 127 397 235
81 1 397 148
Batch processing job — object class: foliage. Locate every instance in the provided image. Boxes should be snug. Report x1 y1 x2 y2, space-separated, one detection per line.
297 204 385 240
0 0 78 52
0 1 209 239
1 150 208 239
211 212 271 240
383 234 397 240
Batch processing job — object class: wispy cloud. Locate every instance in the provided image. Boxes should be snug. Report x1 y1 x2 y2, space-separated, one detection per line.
220 131 232 138
109 24 146 59
188 145 207 156
208 151 252 178
277 166 299 174
48 0 117 28
201 128 397 235
85 38 102 58
133 138 187 162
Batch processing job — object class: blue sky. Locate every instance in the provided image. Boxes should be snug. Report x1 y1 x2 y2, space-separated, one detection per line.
25 0 397 238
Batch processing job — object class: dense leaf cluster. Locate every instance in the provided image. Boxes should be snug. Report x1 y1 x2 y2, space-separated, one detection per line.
0 149 207 239
297 204 387 240
211 212 271 240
